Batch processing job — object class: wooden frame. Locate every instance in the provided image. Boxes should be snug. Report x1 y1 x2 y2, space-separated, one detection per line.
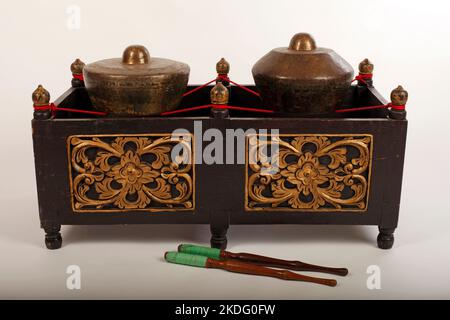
32 83 407 250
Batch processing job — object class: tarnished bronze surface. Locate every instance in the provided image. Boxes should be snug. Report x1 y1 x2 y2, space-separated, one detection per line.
216 58 230 75
70 59 85 75
289 33 316 51
358 58 373 74
252 33 354 115
32 85 50 106
210 82 229 104
83 45 190 116
390 85 408 106
389 85 408 120
122 45 149 65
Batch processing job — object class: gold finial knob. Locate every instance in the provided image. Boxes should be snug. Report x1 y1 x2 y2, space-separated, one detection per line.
390 85 408 106
210 82 229 105
32 85 50 106
71 58 85 75
216 58 230 75
359 58 374 74
122 45 150 65
288 33 317 51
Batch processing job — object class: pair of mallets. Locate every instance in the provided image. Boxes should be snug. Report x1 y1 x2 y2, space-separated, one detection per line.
165 244 348 287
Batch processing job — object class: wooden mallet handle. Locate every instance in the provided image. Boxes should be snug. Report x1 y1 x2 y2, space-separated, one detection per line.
207 258 337 287
225 252 348 276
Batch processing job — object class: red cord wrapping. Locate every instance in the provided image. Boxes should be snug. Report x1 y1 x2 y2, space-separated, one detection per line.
182 75 261 98
182 78 217 97
35 72 400 117
352 73 373 85
72 74 84 81
163 74 272 116
217 75 260 97
32 73 270 118
33 103 107 116
335 103 405 113
335 74 407 113
161 104 274 116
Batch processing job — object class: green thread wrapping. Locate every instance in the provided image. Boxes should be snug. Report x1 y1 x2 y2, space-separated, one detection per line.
165 252 208 268
178 244 222 260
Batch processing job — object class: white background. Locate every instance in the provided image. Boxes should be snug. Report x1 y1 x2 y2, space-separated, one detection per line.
0 0 449 299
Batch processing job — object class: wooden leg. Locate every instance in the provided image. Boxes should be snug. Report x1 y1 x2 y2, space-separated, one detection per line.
44 225 62 250
377 227 395 249
210 226 228 250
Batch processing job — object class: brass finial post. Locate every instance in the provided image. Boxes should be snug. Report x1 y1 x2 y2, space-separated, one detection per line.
216 58 230 87
357 58 374 86
32 85 51 120
210 82 229 105
216 57 230 76
389 85 408 120
71 58 86 87
210 82 229 119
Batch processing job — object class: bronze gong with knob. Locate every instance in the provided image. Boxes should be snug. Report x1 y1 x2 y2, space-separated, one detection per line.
83 45 190 116
252 33 354 115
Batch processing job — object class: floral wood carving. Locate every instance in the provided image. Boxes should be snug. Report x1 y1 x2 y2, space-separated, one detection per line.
245 134 372 211
68 134 194 212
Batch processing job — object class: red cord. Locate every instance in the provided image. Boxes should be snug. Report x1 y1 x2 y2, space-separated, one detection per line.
72 74 84 81
217 75 261 97
33 103 107 116
389 103 405 111
334 73 408 113
161 104 213 116
166 74 267 115
335 103 405 113
38 72 399 117
212 104 273 113
182 75 261 98
161 104 274 116
352 73 373 85
182 78 217 97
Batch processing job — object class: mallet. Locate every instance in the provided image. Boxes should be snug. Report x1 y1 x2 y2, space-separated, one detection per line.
178 244 348 276
165 251 337 287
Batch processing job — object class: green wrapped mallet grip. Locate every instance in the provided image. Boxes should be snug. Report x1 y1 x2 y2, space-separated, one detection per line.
164 251 208 268
178 244 222 260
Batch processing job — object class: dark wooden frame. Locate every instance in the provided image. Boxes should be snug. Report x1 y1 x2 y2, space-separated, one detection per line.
32 79 407 250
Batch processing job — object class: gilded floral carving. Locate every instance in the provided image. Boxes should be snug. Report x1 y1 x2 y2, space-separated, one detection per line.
68 134 194 212
246 135 372 211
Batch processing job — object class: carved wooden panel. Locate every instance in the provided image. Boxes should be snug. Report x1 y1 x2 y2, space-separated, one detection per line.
245 134 373 212
67 134 194 212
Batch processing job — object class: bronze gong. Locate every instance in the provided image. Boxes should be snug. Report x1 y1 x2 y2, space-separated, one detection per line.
83 45 190 116
252 33 353 115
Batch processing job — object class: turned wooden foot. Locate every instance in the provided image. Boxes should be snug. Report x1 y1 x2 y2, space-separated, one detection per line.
210 226 228 250
377 227 395 249
44 225 62 250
